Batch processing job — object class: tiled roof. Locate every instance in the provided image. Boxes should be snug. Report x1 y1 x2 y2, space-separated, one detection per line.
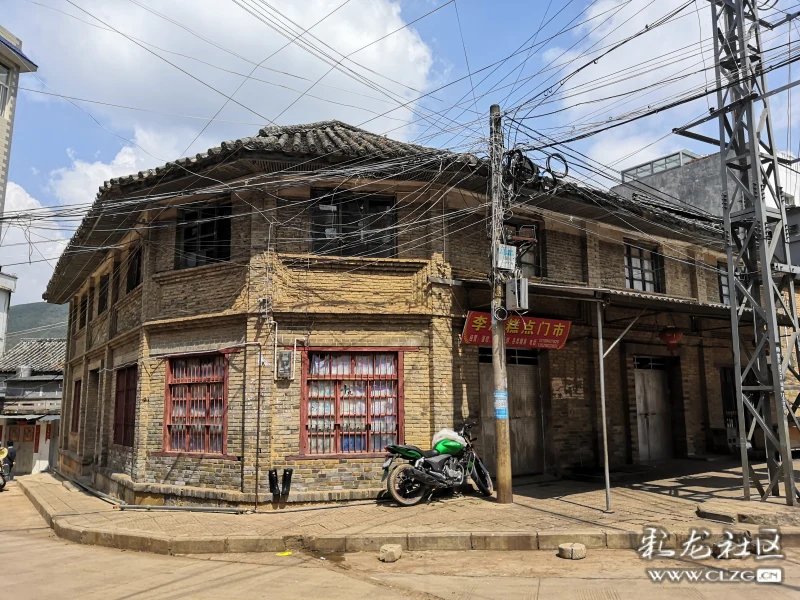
0 339 67 373
43 119 724 304
100 120 466 192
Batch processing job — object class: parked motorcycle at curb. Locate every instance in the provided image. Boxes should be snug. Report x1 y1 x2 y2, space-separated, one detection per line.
382 422 493 506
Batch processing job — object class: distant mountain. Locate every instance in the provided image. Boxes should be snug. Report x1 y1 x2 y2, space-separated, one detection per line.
6 302 68 349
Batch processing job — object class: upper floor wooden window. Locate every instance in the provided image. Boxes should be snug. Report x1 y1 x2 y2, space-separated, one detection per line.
87 285 94 324
79 294 87 329
175 204 232 270
70 299 77 333
0 64 9 116
302 351 402 455
624 243 664 293
310 190 396 258
164 354 227 454
114 365 138 447
71 379 82 433
718 261 730 305
504 222 544 278
126 247 142 292
97 274 109 314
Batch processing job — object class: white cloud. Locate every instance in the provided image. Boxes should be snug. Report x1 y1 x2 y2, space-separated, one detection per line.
8 0 436 151
46 127 199 207
531 0 716 174
0 183 69 305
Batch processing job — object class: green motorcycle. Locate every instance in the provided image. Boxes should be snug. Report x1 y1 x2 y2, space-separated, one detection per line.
382 422 493 506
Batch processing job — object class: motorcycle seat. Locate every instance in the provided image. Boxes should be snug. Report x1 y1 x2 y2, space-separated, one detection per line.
401 444 440 458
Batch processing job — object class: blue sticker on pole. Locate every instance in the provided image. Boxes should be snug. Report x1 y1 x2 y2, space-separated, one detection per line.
494 391 509 419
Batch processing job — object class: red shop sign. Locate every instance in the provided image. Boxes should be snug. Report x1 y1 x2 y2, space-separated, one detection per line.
461 311 571 350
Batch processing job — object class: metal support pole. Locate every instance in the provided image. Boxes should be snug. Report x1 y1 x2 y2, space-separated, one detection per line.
596 302 612 513
490 104 513 504
702 0 800 504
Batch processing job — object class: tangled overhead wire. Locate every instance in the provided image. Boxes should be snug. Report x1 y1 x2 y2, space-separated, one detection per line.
502 148 569 196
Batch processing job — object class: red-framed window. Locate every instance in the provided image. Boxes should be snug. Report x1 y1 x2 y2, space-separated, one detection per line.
301 350 404 455
114 365 138 447
71 379 82 433
164 354 227 454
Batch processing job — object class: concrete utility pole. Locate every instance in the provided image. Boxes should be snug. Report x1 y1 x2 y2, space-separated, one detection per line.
677 0 800 505
489 104 513 504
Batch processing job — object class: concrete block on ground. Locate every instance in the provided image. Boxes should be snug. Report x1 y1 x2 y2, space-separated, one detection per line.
225 536 285 553
379 544 403 563
776 526 800 548
471 532 537 551
538 530 605 550
604 531 640 549
306 535 346 553
557 542 586 560
169 536 226 555
407 532 472 551
346 533 407 552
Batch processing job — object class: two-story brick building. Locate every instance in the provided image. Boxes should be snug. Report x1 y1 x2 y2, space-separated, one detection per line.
45 120 744 506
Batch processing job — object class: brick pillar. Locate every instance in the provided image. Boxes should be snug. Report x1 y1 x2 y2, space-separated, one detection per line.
429 316 455 436
690 251 708 302
585 223 602 288
132 329 149 482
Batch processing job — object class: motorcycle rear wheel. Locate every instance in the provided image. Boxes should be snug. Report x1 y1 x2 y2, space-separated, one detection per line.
388 464 427 507
471 459 493 497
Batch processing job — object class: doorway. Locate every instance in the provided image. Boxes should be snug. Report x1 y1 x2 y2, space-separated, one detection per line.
479 348 544 475
634 356 673 462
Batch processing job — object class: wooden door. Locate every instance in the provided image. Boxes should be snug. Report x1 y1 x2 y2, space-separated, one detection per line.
634 367 672 461
480 361 543 475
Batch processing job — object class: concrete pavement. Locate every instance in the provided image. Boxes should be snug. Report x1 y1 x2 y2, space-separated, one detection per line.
16 459 800 554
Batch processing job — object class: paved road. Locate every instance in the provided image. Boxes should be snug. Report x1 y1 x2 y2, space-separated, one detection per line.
2 483 412 600
5 481 800 599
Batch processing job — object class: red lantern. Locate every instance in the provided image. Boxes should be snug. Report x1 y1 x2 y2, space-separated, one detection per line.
658 327 684 350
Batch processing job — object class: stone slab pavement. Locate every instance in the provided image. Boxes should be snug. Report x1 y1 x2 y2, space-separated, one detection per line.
16 458 800 555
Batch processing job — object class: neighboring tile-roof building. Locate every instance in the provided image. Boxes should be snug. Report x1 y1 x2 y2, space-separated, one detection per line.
0 338 67 373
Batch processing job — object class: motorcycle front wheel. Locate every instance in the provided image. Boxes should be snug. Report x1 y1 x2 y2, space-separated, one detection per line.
387 464 427 507
471 458 494 497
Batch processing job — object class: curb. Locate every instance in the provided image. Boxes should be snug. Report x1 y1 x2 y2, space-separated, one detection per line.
18 480 800 556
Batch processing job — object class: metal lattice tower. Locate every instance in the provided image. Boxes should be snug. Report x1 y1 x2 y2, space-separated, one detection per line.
708 0 800 504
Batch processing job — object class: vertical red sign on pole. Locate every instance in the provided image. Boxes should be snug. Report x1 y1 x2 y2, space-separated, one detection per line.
34 425 41 453
46 424 52 441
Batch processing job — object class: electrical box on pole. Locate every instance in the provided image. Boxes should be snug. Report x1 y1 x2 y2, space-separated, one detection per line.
677 0 800 504
506 278 529 311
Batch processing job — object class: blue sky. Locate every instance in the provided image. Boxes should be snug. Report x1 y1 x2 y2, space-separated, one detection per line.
2 0 800 303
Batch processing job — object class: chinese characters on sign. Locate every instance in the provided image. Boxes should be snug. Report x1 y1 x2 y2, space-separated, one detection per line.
461 311 571 350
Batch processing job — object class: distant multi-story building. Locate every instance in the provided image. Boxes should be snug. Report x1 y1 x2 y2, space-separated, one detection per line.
611 149 800 267
0 26 36 356
0 25 36 218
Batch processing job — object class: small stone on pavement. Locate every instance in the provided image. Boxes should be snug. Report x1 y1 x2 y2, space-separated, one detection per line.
557 542 586 560
379 544 403 562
